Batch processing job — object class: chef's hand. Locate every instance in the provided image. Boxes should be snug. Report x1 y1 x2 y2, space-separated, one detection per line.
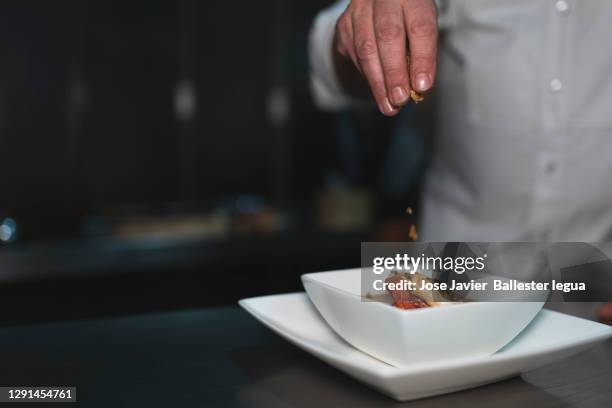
334 0 438 116
598 302 612 325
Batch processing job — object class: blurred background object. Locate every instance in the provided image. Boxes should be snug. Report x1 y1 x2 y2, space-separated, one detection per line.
0 0 430 324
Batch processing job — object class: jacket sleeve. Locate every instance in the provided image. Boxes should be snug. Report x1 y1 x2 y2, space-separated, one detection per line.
308 0 355 111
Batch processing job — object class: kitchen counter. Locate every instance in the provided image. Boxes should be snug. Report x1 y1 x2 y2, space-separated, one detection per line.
1 303 610 407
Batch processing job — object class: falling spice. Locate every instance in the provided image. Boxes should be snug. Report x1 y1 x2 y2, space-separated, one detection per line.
409 224 418 241
406 207 418 241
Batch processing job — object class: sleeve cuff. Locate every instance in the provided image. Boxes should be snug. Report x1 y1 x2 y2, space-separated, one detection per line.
308 1 357 111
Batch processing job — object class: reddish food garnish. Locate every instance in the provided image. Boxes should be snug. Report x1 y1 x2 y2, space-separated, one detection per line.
385 272 430 310
393 298 429 310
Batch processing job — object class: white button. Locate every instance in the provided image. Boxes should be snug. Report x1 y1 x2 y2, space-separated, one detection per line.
549 78 563 92
555 0 570 14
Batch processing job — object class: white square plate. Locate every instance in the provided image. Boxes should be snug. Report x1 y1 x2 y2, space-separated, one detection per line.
239 293 612 401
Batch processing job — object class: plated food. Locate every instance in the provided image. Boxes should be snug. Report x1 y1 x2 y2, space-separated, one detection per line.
383 271 460 309
302 268 545 367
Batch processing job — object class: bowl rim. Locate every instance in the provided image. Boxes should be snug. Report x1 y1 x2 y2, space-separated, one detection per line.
301 270 537 318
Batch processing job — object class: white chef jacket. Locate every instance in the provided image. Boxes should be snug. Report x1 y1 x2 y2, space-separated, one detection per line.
310 0 612 242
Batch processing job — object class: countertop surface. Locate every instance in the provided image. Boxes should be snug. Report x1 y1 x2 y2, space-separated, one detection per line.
1 302 611 407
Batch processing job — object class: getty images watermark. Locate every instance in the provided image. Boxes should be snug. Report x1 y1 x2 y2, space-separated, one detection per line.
361 242 612 302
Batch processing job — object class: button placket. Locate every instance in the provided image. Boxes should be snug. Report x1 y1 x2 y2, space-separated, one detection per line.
530 1 571 238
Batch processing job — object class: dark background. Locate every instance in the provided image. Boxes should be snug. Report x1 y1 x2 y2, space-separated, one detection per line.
0 0 431 325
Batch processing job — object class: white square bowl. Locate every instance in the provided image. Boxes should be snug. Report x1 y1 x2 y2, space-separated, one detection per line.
302 268 544 367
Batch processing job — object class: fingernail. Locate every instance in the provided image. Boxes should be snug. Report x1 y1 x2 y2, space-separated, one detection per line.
415 73 432 92
380 98 396 115
391 86 408 105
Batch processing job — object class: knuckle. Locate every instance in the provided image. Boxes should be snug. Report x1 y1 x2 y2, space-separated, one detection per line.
335 32 348 55
355 38 378 60
336 41 347 57
336 14 350 33
384 66 408 82
409 18 437 38
375 21 403 42
409 55 434 69
365 74 385 92
371 86 387 101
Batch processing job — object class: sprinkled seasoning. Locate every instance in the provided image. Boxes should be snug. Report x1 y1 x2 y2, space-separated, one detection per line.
409 224 418 241
410 90 424 103
406 56 425 103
